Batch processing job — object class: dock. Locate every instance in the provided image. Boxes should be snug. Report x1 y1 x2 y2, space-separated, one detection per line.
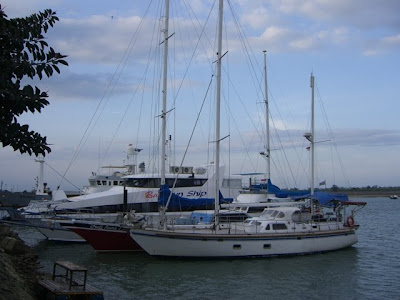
36 260 104 299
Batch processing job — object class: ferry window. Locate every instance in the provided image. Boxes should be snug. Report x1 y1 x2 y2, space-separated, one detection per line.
113 181 118 185
102 181 107 185
272 223 287 230
97 180 101 185
263 244 271 249
125 178 161 188
233 244 241 250
109 181 112 185
265 224 270 230
166 178 207 188
271 211 279 218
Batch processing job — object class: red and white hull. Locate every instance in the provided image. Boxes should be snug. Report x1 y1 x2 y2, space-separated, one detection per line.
67 221 142 252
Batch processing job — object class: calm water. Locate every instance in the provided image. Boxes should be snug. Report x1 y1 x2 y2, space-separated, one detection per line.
15 197 400 300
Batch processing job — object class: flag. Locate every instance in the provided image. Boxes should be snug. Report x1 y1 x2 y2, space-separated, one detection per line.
319 180 326 186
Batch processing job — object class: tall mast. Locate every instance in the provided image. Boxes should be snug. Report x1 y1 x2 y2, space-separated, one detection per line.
161 0 170 185
263 50 270 181
214 0 223 225
310 73 315 196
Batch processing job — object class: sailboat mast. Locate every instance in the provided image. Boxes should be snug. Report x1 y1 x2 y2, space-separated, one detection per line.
310 73 315 196
214 0 223 225
161 0 170 185
263 50 270 181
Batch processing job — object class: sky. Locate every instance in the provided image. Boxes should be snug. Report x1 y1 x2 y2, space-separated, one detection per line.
1 0 399 192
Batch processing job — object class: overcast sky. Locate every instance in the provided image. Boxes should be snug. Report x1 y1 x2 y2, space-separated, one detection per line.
1 0 399 192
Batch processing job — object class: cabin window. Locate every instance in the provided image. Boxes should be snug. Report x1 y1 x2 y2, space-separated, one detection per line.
247 207 266 214
263 244 271 249
277 212 285 218
165 178 207 188
271 211 279 218
97 180 101 185
113 181 118 185
265 224 270 230
272 223 287 230
233 244 241 250
102 181 107 185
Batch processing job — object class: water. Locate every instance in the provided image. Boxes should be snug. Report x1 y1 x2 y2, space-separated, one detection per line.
14 197 400 300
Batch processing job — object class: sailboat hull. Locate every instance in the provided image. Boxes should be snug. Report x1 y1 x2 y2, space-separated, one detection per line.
130 228 357 258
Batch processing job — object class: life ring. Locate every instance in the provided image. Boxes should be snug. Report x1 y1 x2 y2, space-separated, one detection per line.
346 216 355 227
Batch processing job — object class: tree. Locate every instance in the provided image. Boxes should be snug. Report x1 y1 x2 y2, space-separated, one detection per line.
0 5 68 156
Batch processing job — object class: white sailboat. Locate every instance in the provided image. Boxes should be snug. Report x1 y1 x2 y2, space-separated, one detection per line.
129 0 366 258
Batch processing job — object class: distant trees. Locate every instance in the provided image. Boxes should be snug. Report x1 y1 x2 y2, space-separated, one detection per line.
0 5 68 156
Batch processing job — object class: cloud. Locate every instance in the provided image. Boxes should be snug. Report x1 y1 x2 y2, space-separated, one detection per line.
363 33 400 56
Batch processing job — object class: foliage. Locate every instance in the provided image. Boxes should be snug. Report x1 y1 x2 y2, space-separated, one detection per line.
0 6 68 156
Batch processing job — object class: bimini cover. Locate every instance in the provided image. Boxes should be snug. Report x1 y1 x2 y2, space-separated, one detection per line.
267 179 310 198
158 184 233 211
295 191 349 206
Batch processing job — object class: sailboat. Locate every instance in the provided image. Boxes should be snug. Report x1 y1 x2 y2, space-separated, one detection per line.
129 0 366 258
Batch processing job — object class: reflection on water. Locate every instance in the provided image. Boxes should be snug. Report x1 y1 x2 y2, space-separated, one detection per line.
12 197 400 300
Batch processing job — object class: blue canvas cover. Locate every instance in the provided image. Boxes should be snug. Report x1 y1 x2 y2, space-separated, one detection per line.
294 191 349 206
158 184 233 211
264 179 310 198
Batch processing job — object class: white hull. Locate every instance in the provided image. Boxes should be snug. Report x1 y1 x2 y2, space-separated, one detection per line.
130 228 357 257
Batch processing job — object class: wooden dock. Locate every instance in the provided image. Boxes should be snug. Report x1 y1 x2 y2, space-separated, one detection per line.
36 260 104 299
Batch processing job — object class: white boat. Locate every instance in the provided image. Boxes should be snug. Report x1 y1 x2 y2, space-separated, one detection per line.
389 195 398 199
51 165 242 214
130 0 366 258
80 145 141 195
130 201 364 257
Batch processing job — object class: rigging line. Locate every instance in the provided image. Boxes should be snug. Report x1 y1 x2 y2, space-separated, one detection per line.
90 1 157 168
233 2 306 185
233 1 310 186
315 82 351 187
227 0 264 99
168 0 216 113
183 0 218 149
57 1 154 188
182 0 217 70
45 162 81 191
165 75 214 210
223 67 263 139
101 4 163 169
269 117 306 188
221 89 259 173
156 0 217 166
85 1 154 159
268 89 310 185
